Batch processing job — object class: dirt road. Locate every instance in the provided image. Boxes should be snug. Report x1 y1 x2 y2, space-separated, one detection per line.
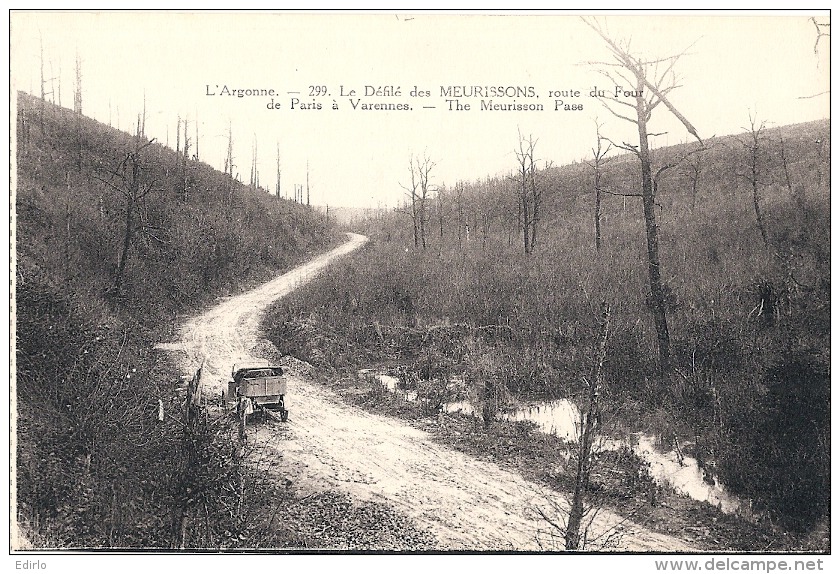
170 232 695 551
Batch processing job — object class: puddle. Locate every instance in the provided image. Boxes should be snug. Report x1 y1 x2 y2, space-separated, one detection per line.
632 435 743 514
358 369 417 401
378 374 399 392
500 399 581 441
443 400 475 415
358 367 745 515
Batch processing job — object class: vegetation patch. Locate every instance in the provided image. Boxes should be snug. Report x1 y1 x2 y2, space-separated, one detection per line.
15 92 339 548
262 119 829 551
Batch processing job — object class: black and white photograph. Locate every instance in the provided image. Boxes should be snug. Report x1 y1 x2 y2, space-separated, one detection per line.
8 8 832 565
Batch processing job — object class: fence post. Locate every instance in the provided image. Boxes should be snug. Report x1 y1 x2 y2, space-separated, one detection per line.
172 364 203 549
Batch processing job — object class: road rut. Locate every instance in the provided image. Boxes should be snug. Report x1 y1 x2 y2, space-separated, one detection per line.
169 232 694 551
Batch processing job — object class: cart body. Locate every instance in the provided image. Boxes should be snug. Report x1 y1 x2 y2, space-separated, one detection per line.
228 366 288 421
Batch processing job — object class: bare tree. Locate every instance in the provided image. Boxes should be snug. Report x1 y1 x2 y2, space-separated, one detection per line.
249 134 258 190
175 115 181 160
181 118 191 201
532 164 552 250
583 17 702 374
39 33 46 129
797 17 830 101
776 127 803 211
55 59 61 107
513 130 550 254
586 120 612 251
735 112 770 248
72 52 84 170
275 141 281 199
811 16 830 59
93 139 159 295
679 142 704 211
399 153 436 249
436 185 446 241
194 111 199 162
565 303 610 550
224 121 236 207
415 154 436 249
140 90 147 139
514 130 537 254
454 181 466 249
48 59 56 105
400 156 420 248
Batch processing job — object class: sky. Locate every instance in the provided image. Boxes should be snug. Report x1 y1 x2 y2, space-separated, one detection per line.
10 11 830 209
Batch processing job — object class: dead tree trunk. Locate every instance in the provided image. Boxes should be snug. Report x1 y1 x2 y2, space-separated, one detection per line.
588 121 611 251
402 154 435 250
416 154 435 250
74 52 83 115
455 182 465 249
515 131 544 254
777 129 800 211
566 303 610 550
75 108 83 171
182 119 191 202
225 122 234 207
411 197 419 248
584 17 703 374
686 154 702 211
635 86 672 374
173 365 202 549
39 34 46 131
521 191 531 254
437 186 445 240
530 165 540 251
93 140 157 295
193 112 199 162
275 141 281 199
141 90 147 139
515 132 534 254
114 181 135 294
736 114 769 248
594 175 602 250
401 155 420 248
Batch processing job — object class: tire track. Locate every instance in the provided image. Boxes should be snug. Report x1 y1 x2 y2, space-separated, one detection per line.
168 232 695 552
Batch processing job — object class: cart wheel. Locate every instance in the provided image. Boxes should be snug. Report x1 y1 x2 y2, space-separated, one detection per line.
281 409 289 422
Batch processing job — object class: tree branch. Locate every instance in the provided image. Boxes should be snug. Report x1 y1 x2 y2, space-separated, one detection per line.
602 188 642 198
601 135 640 156
797 90 830 100
91 173 130 199
598 101 639 125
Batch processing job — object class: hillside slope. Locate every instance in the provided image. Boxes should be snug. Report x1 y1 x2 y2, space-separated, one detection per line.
13 92 337 547
264 117 830 548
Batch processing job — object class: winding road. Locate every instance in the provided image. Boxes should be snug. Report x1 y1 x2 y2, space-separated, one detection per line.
166 232 694 552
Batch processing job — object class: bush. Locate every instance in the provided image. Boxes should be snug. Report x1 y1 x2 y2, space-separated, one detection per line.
719 354 830 531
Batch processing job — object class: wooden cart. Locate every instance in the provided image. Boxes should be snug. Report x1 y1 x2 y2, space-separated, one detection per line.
228 366 289 422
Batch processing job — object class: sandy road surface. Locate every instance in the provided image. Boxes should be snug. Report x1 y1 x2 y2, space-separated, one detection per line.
168 232 695 552
176 233 368 386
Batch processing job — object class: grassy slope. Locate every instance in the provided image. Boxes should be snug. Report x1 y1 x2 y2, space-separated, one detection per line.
14 92 432 549
262 119 830 550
